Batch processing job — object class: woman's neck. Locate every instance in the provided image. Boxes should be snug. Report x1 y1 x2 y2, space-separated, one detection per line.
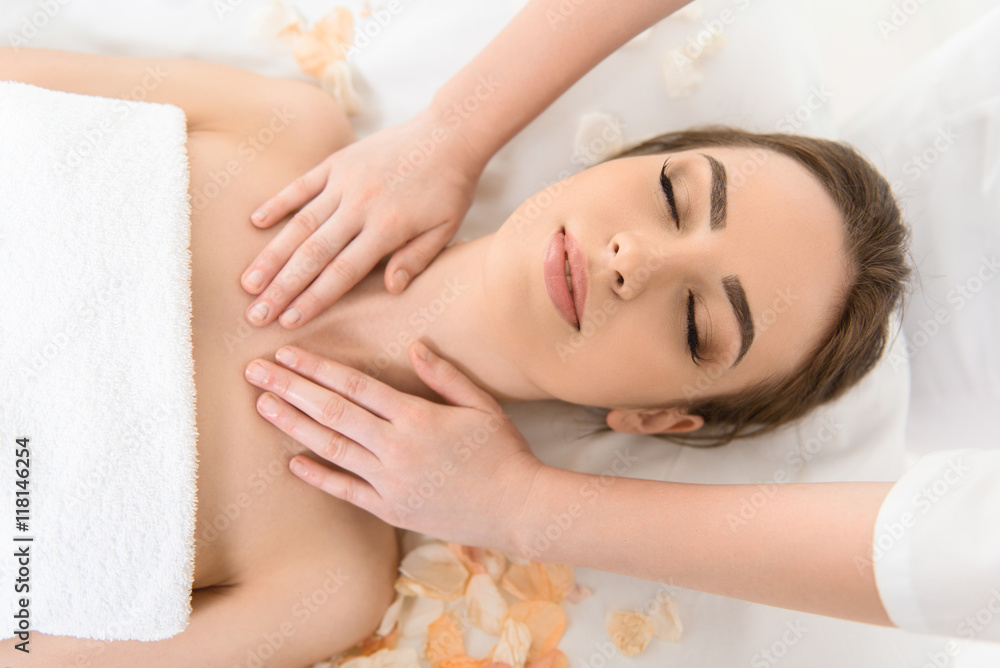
298 234 546 404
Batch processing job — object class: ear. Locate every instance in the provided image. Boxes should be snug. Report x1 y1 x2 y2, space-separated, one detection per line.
605 407 705 435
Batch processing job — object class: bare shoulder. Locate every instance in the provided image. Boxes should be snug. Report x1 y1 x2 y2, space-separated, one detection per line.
0 47 353 149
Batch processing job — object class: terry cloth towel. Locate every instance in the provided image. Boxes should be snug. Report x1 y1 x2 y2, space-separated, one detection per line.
0 81 197 641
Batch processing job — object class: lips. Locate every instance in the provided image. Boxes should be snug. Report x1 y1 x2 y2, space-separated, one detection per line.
543 228 588 330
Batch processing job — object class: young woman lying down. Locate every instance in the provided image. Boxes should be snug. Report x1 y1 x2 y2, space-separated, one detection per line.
0 48 908 667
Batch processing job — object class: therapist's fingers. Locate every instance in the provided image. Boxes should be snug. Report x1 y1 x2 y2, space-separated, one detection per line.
271 345 408 422
407 341 503 413
383 223 458 294
249 157 332 229
277 231 395 328
288 454 383 511
255 391 381 475
242 190 345 306
249 208 362 328
244 358 385 448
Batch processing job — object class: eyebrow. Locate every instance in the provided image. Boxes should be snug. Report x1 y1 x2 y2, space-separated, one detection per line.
693 153 752 366
699 152 728 230
722 275 754 367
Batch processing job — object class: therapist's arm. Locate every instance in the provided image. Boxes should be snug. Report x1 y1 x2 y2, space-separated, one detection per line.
244 342 896 629
516 467 896 627
243 0 690 328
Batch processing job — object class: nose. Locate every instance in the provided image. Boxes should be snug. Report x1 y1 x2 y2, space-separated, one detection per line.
607 231 695 301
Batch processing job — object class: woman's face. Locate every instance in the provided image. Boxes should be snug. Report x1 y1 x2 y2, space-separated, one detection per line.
482 146 851 432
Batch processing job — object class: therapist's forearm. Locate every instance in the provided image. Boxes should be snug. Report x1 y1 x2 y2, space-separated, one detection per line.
515 466 897 627
425 0 690 172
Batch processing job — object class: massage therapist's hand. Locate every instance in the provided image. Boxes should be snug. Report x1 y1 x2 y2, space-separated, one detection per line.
244 341 545 552
241 109 484 329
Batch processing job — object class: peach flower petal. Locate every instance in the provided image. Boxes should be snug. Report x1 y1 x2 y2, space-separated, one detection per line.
606 610 655 657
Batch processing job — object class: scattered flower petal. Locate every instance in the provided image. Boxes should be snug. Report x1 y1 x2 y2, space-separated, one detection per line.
624 27 652 48
425 612 466 668
342 646 419 668
526 649 568 668
320 60 362 115
606 610 655 657
376 593 405 637
440 656 489 668
247 1 306 54
504 602 566 661
572 112 626 166
360 624 399 655
673 0 704 22
293 7 354 77
449 544 508 582
399 542 471 601
565 583 593 604
490 619 533 668
650 595 683 642
501 563 574 602
465 573 509 635
399 596 446 637
662 49 704 99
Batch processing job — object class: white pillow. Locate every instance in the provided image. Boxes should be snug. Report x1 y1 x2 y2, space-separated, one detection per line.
840 7 1000 459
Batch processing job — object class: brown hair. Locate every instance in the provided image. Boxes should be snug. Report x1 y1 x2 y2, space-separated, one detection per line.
607 126 910 446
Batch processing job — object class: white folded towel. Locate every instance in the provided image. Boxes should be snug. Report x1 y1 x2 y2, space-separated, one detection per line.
0 82 197 641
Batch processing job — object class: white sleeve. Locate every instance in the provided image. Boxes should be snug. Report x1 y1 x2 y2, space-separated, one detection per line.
873 448 1000 642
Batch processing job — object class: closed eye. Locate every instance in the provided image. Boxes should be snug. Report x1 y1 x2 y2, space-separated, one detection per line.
687 290 706 365
660 158 680 228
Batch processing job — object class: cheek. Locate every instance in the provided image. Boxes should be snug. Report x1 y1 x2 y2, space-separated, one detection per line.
541 312 673 405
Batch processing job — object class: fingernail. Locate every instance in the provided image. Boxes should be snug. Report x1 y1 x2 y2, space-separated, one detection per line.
289 458 307 477
416 342 432 361
251 208 267 223
280 308 301 326
275 347 297 366
245 362 268 383
249 302 269 323
258 393 279 417
393 269 409 291
244 269 263 291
